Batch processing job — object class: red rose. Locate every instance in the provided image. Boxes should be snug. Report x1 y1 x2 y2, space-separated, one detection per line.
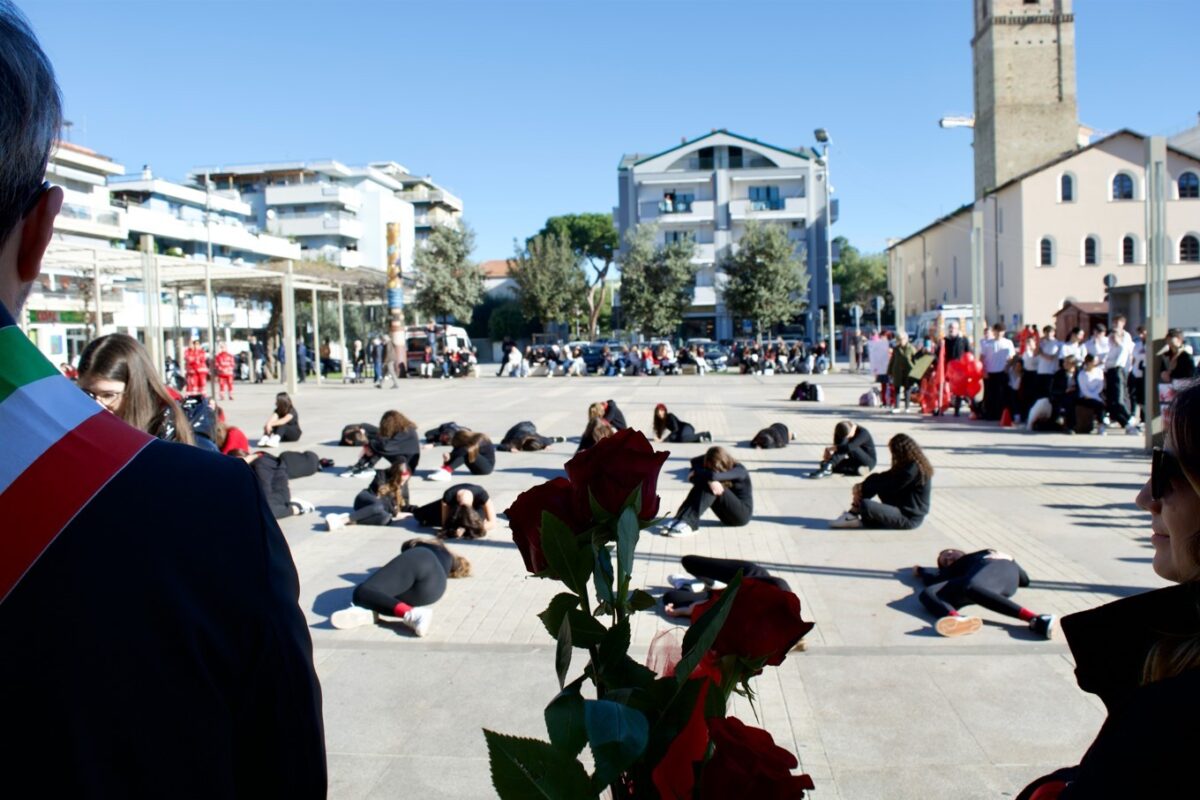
651 678 711 800
564 427 668 524
690 579 814 669
698 717 814 800
504 477 580 574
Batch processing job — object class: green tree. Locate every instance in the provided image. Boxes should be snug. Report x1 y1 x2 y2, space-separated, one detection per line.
487 300 531 341
832 236 888 309
508 232 587 330
618 225 697 337
412 222 483 324
533 213 619 339
721 221 809 338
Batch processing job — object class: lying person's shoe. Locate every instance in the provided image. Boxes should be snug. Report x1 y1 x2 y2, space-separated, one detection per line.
426 469 452 482
665 521 697 538
807 467 833 479
553 436 566 443
698 431 713 442
829 511 862 529
330 605 376 630
319 458 335 469
324 513 350 531
667 573 706 593
935 615 983 637
291 498 315 515
1029 614 1056 639
403 606 433 637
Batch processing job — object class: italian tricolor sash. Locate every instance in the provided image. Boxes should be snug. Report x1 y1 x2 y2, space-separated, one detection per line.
0 323 153 604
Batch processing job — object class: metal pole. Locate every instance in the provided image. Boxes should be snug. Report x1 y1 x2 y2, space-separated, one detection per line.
336 285 347 381
91 249 102 339
1145 136 1168 451
203 172 218 403
283 260 298 395
970 203 985 348
140 234 163 379
823 145 836 370
311 287 321 385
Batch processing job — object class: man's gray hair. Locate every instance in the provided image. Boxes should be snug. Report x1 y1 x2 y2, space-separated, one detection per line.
0 0 61 247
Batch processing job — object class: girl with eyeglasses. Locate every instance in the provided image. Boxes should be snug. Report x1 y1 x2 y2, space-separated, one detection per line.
1020 379 1200 798
77 333 195 446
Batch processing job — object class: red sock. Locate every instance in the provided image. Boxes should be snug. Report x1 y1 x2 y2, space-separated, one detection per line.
393 601 413 617
442 466 452 473
947 609 960 616
1018 608 1036 621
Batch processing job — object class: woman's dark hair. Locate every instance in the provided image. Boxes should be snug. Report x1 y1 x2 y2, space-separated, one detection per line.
515 435 548 452
78 333 194 445
441 503 486 540
653 403 669 437
889 434 934 481
376 462 410 502
378 409 416 438
402 538 472 578
274 392 294 417
451 429 488 463
1062 355 1077 372
833 421 854 445
703 446 737 487
750 431 769 449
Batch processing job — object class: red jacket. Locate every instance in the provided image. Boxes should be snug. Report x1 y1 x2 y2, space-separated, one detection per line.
215 352 236 378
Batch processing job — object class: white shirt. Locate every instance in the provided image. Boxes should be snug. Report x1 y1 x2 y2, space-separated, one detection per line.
1059 340 1085 365
1078 367 1105 401
1132 337 1146 377
1037 339 1061 375
1105 330 1133 371
982 337 1015 373
1084 336 1110 361
1022 347 1040 372
866 338 891 376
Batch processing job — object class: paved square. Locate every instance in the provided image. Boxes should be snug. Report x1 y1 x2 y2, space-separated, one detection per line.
221 371 1158 799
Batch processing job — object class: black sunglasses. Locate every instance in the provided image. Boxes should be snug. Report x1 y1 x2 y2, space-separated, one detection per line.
1152 447 1186 501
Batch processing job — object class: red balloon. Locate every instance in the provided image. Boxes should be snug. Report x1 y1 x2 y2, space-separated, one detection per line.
965 377 983 397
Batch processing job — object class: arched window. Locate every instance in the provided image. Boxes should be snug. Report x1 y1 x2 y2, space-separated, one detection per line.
1060 174 1074 202
1180 172 1200 199
1112 173 1135 200
1039 237 1054 267
1182 235 1200 263
1122 236 1136 265
1084 236 1098 265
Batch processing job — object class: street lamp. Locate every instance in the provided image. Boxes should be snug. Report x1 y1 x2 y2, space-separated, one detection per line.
814 128 835 371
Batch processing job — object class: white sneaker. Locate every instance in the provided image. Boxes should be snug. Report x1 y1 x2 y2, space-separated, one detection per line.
325 513 349 531
667 573 705 592
426 469 452 482
665 522 697 538
292 498 315 515
403 606 434 637
268 434 281 447
330 605 375 630
829 511 863 529
256 435 273 447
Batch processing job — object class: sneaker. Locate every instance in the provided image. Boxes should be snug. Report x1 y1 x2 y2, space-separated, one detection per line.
268 434 281 447
935 615 983 637
426 468 452 482
807 467 833 479
829 511 863 529
403 606 434 637
665 522 697 538
889 407 900 414
667 573 706 593
330 605 376 630
324 513 349 531
553 436 566 443
256 435 273 447
698 432 713 442
1029 614 1056 639
1126 424 1140 436
292 498 315 515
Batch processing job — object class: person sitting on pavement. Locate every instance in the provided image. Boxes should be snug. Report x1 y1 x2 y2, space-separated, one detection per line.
325 462 410 531
343 410 420 478
830 433 932 530
913 548 1054 638
577 399 626 451
257 391 301 447
750 422 794 449
808 420 877 479
412 483 497 540
426 429 495 481
656 446 753 538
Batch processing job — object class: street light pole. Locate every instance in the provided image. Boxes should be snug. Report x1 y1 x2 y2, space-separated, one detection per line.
815 128 836 371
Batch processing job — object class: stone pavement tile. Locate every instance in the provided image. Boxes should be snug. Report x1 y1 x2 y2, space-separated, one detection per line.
326 754 395 798
833 763 1060 800
363 755 495 799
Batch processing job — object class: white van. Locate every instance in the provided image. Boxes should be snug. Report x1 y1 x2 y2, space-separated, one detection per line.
404 324 473 372
907 305 979 343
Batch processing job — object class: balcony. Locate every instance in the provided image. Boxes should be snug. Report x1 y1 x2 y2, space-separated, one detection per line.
638 198 714 223
54 202 127 240
301 248 363 268
265 183 362 210
273 212 364 241
729 196 806 221
399 187 463 213
124 206 300 260
691 243 716 264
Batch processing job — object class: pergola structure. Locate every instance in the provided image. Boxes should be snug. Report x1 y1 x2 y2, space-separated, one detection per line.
39 240 386 395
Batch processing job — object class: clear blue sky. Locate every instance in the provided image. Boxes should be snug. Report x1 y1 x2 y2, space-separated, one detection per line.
22 0 1200 261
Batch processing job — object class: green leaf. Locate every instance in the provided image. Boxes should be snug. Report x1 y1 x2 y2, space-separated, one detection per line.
584 700 650 788
555 612 572 690
544 679 588 758
596 618 631 681
537 593 580 641
483 729 593 800
674 571 743 686
588 487 608 522
593 545 615 607
629 589 657 612
642 675 708 767
541 512 592 597
615 505 639 603
567 608 607 649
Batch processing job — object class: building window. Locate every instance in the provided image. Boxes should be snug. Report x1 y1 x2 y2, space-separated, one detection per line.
1180 172 1200 199
660 192 694 213
1060 174 1074 202
665 230 695 244
749 185 782 211
1182 235 1200 263
696 147 714 171
729 146 743 169
1084 236 1098 265
1039 237 1054 267
1122 235 1136 265
1112 173 1135 200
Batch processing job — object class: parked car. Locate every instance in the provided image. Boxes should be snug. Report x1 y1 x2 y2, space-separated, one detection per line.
579 344 607 373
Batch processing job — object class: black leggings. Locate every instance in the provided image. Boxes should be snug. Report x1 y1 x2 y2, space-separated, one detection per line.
352 547 447 613
274 421 301 442
413 500 443 528
279 450 320 479
662 556 790 607
918 561 1023 619
350 490 393 526
445 448 495 475
858 499 922 530
824 451 869 475
675 484 752 529
668 424 701 443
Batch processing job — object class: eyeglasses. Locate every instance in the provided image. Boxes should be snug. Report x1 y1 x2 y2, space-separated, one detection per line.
82 388 124 408
1152 447 1186 501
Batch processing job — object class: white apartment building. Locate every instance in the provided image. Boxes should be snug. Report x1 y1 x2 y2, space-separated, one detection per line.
616 130 830 341
195 160 415 274
887 129 1200 331
370 163 463 245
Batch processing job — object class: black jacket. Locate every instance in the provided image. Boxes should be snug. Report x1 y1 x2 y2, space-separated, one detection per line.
690 455 753 513
661 412 693 442
499 421 538 450
861 462 930 520
916 550 1030 588
1020 583 1200 799
753 422 790 449
423 421 461 445
838 426 877 470
364 427 421 472
604 400 627 431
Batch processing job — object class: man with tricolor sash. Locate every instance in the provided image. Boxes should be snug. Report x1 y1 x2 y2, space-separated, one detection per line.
0 3 326 794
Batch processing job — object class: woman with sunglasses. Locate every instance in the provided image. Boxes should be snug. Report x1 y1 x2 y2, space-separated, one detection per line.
77 333 195 446
1020 380 1200 799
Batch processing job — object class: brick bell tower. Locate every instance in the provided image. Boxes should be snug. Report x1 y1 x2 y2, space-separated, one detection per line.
972 0 1079 198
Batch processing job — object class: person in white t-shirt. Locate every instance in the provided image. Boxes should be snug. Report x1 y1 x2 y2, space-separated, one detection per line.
1076 354 1108 433
866 332 892 389
1104 314 1136 432
1036 325 1060 399
981 322 1015 420
1084 324 1110 363
1059 327 1086 367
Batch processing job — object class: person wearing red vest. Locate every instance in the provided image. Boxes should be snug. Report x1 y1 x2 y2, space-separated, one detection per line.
184 338 208 394
214 342 236 401
0 7 325 794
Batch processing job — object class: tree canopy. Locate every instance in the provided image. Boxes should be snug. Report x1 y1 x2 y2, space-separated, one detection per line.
411 222 483 324
617 224 697 337
532 213 619 338
832 236 888 308
508 232 587 330
721 221 808 337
